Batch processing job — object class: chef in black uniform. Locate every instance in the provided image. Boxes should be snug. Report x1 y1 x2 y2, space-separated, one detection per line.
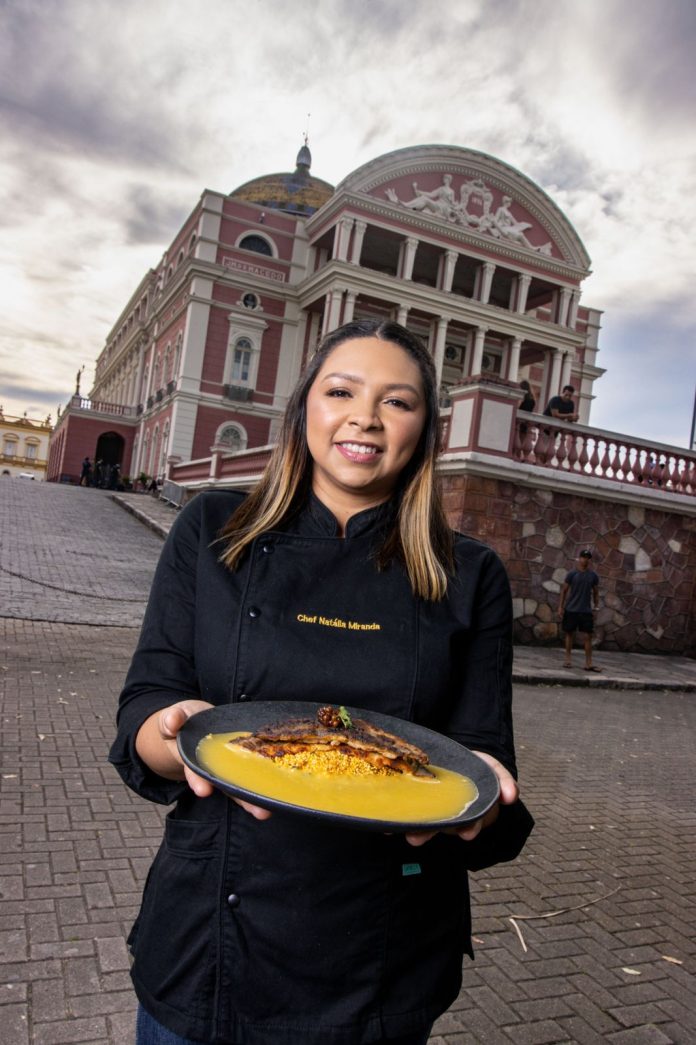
110 319 533 1045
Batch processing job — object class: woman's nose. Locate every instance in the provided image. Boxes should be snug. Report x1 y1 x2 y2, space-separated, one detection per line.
349 405 382 430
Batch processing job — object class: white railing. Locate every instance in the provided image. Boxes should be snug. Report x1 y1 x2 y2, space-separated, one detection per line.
69 396 137 417
513 414 696 497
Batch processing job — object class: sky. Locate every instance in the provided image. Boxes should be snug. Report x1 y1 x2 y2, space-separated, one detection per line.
1 0 695 448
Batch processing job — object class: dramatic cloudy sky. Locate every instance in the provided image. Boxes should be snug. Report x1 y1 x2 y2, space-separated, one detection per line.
1 0 694 447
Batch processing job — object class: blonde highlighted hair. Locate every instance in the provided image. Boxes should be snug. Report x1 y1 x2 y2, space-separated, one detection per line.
219 319 454 600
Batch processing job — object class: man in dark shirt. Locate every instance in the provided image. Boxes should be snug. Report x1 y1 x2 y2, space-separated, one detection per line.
558 550 601 671
544 384 579 422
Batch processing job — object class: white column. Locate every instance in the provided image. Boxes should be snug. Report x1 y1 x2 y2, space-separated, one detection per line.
439 249 458 293
321 290 343 336
479 262 496 304
548 348 563 398
343 290 357 324
558 287 572 326
395 304 409 326
507 338 522 382
560 352 573 390
431 316 450 384
333 218 354 262
516 273 531 313
350 221 367 265
567 290 580 329
470 326 487 375
400 237 419 281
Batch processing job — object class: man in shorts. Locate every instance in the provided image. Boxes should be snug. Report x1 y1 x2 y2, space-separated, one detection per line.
558 550 601 671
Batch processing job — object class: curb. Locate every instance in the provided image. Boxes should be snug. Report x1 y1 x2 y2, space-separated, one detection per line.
110 494 170 540
512 671 695 692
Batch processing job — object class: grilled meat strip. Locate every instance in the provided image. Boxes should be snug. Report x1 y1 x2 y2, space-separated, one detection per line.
228 708 432 777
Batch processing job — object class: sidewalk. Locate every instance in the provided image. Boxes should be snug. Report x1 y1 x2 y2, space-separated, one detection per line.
2 481 695 1044
111 492 696 694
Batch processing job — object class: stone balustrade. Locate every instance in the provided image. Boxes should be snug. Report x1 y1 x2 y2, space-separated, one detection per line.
69 395 137 418
513 414 696 497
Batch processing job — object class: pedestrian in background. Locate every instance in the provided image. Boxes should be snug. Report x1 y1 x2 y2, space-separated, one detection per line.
79 456 92 486
558 549 601 671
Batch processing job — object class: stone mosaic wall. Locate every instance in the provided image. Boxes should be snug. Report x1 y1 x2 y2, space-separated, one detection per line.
441 473 696 655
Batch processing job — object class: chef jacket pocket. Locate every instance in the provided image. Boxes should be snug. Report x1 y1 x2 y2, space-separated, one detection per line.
227 814 391 1025
382 836 471 1004
132 813 223 1021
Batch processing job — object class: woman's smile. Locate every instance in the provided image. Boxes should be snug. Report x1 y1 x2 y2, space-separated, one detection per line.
335 440 382 462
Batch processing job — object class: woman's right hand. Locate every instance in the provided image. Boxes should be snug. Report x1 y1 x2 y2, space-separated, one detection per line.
135 700 272 818
136 699 215 796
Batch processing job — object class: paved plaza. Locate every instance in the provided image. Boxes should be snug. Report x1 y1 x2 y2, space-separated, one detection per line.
1 479 695 1044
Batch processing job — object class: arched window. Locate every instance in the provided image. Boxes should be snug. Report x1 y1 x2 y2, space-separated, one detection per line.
189 232 197 252
217 424 246 452
231 337 253 383
238 234 273 257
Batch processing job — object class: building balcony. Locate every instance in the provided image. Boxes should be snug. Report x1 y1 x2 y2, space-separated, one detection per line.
68 395 137 418
0 452 47 467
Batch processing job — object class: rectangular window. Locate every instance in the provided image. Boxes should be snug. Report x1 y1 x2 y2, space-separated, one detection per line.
26 444 37 459
4 441 16 457
232 347 252 382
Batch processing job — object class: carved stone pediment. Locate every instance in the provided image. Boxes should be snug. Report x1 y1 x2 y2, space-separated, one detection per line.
384 173 553 256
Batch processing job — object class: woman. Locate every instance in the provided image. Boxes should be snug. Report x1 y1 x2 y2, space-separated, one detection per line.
109 319 533 1045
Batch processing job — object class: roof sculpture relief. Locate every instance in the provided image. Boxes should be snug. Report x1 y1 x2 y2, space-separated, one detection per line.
332 145 591 273
385 175 552 255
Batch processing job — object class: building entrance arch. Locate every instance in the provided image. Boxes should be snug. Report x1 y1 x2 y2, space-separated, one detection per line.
94 431 125 467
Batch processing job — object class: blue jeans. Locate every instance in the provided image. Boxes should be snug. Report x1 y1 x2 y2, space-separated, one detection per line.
136 1005 432 1044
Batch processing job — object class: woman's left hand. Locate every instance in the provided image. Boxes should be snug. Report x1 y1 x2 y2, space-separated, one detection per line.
404 750 519 848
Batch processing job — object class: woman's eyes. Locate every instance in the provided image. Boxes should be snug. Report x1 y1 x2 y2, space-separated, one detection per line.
325 389 412 410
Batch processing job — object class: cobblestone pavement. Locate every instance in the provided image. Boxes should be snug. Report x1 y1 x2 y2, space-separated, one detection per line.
1 480 695 1044
0 480 163 628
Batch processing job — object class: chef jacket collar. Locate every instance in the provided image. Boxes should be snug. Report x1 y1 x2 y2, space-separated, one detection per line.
289 492 397 539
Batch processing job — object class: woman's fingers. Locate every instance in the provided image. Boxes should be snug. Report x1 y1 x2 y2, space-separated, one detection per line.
405 752 520 846
183 764 215 798
470 750 519 805
233 798 273 820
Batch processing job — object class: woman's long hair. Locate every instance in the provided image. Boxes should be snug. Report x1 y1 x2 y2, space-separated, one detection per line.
219 318 454 600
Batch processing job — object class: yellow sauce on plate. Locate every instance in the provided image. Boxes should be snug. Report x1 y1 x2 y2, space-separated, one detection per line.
197 731 478 823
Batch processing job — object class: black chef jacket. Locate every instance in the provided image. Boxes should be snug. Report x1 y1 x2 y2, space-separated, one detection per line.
109 490 533 1045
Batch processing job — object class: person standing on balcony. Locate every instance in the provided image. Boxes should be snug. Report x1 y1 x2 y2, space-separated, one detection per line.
543 385 579 422
558 550 601 671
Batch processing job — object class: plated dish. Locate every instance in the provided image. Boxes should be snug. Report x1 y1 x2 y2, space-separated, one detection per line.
177 701 500 831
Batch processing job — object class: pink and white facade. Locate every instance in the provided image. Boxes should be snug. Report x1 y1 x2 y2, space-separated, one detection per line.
48 143 604 484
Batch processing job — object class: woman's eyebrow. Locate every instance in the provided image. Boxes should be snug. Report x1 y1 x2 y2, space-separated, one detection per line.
320 371 421 396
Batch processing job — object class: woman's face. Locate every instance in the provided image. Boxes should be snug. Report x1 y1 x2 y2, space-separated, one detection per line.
305 336 427 511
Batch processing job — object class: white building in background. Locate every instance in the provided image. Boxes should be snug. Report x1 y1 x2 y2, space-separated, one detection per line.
0 410 52 479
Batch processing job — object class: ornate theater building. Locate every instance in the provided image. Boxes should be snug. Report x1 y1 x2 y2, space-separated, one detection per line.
47 142 604 485
47 143 696 655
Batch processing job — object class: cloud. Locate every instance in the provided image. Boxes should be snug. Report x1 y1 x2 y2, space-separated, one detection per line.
0 0 694 443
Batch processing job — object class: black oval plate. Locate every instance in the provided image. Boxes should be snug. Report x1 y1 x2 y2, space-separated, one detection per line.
177 702 500 832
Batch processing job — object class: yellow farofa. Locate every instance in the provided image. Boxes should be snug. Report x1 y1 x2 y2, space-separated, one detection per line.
273 749 394 777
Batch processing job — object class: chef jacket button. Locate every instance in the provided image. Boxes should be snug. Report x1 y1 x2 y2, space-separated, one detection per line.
227 893 241 909
248 606 261 618
238 693 249 702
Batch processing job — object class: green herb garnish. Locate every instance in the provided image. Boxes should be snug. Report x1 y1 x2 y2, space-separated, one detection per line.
338 705 353 729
